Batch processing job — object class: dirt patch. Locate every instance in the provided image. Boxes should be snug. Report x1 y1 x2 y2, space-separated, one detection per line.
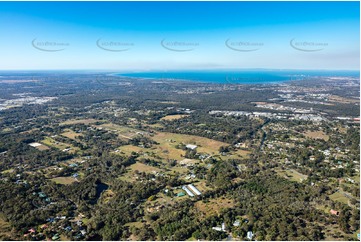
50 176 78 185
194 197 235 219
161 114 190 121
304 131 329 141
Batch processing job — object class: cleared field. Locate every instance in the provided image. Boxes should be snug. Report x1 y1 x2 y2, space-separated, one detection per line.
304 131 329 141
222 149 251 160
192 181 212 192
117 145 146 156
194 197 235 218
35 144 50 151
117 131 249 163
329 192 349 205
161 114 190 121
166 166 189 176
276 169 308 183
50 176 78 185
124 221 144 229
96 123 143 139
119 161 162 183
129 162 161 173
41 137 79 153
153 131 228 157
117 140 185 161
61 129 83 140
315 204 330 214
61 118 101 125
29 142 50 151
328 95 359 104
147 123 164 129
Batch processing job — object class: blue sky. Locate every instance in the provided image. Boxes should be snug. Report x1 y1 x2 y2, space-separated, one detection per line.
0 1 359 70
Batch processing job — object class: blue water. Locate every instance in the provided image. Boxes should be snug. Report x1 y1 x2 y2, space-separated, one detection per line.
116 70 359 84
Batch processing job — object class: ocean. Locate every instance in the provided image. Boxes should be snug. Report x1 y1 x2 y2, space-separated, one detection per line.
116 70 359 84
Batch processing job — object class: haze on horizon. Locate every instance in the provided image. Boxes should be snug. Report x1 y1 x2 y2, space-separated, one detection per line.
0 1 359 71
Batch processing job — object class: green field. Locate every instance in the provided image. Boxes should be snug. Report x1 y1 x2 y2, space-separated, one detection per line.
329 192 349 205
61 129 83 141
41 137 79 153
95 123 143 140
275 169 308 183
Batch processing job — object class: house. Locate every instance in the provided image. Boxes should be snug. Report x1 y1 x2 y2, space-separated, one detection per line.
28 228 36 233
247 231 253 240
330 209 339 216
221 223 226 231
186 144 197 150
233 220 240 226
212 226 223 232
212 223 226 232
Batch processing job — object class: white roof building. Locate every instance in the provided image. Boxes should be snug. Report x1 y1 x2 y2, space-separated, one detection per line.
182 185 194 197
188 184 201 195
247 231 253 240
29 142 42 147
186 144 198 150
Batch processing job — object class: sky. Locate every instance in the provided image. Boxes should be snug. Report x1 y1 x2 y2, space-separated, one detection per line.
0 1 359 71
